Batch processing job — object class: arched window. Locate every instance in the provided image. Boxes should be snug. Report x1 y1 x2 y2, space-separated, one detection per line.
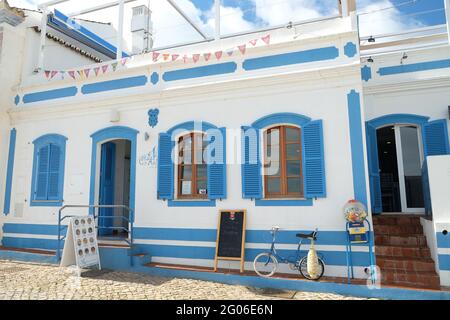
177 132 208 199
263 125 303 198
31 134 67 207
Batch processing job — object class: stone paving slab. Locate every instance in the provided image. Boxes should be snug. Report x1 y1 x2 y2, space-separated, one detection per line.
0 261 370 300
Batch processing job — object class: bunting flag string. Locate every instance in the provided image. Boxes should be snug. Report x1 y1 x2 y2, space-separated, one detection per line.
43 34 272 81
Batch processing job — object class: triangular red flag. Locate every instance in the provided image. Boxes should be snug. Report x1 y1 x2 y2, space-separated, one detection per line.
50 71 59 79
84 69 91 78
94 67 100 76
68 71 76 79
238 45 247 55
163 53 170 61
183 55 189 63
204 53 211 61
153 52 160 62
172 54 180 61
250 39 258 46
102 65 109 74
215 51 223 60
262 34 271 45
44 70 51 79
226 48 234 56
193 54 200 63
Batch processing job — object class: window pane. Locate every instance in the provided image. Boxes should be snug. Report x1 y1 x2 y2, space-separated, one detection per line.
197 180 207 195
286 144 301 159
197 164 207 178
286 127 300 142
180 165 192 179
287 161 301 176
267 178 281 194
287 178 302 194
181 181 192 195
267 128 280 146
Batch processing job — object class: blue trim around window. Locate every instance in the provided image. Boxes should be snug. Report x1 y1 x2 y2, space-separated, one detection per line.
168 200 217 207
166 121 218 136
252 112 312 129
3 129 17 215
255 199 313 207
30 134 68 207
367 114 429 129
89 126 139 215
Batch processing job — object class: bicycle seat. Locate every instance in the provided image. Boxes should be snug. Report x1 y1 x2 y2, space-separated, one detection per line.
296 231 317 240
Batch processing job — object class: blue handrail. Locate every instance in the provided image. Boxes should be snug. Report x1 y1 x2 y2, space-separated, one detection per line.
57 205 134 261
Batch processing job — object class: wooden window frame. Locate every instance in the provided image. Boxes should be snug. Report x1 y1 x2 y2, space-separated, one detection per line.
177 132 208 200
263 125 304 199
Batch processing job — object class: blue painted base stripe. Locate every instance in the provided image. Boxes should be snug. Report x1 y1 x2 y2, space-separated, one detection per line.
23 87 77 103
378 59 450 76
81 76 148 94
2 238 63 251
0 251 57 264
243 47 339 71
3 223 67 236
438 254 450 271
163 62 237 82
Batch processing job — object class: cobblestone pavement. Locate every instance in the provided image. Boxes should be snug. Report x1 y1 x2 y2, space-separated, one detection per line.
0 261 370 300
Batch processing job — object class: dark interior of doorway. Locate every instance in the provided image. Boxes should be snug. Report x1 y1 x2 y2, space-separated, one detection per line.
377 126 402 213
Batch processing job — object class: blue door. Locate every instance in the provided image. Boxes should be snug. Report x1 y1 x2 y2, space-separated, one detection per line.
99 142 116 236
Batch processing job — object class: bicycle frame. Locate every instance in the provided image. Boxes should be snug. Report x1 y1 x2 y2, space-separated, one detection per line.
267 229 309 265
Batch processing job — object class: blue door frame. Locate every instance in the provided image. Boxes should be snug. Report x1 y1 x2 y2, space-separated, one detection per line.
98 142 116 236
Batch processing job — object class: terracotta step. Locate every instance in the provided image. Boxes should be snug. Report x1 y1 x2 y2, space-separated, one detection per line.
381 269 441 289
373 215 422 226
373 224 424 235
375 234 427 247
376 245 431 259
376 256 436 273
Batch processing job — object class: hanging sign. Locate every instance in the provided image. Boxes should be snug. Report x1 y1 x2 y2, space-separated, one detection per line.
60 216 101 270
214 210 246 273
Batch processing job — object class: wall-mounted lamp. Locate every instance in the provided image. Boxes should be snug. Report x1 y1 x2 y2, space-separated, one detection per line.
145 132 150 141
367 56 374 63
368 36 375 43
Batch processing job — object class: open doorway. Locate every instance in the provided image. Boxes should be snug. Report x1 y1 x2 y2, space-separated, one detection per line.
376 125 424 213
98 139 131 239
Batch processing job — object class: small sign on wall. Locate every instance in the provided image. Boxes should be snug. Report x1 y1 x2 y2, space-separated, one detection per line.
60 216 101 270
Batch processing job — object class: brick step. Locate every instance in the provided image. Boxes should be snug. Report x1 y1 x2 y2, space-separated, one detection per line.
375 234 428 247
376 245 431 259
373 215 422 226
376 256 436 272
381 269 441 290
373 224 424 235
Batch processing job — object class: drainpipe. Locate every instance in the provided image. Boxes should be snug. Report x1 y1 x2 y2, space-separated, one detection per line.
36 6 48 73
445 0 450 45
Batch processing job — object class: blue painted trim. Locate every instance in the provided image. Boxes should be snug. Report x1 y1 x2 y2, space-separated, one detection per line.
53 9 129 58
344 42 357 58
367 114 429 129
378 58 450 76
166 121 218 136
0 250 57 264
252 112 312 129
81 76 148 95
2 237 61 251
255 199 313 207
438 254 450 271
14 95 20 105
347 90 368 208
89 126 139 215
168 200 216 207
23 87 77 104
150 72 159 85
163 62 237 82
437 232 450 248
3 129 16 215
361 65 372 82
30 134 68 207
3 223 66 235
242 46 339 71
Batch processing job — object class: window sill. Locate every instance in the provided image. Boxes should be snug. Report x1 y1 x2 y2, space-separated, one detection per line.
30 201 63 207
168 200 216 207
255 199 313 207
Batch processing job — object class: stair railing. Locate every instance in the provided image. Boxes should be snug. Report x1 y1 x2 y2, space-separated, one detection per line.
56 205 134 261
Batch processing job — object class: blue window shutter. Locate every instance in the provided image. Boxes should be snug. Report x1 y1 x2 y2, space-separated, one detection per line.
423 119 450 156
47 144 61 200
366 124 382 214
157 133 174 200
208 127 227 199
241 126 262 199
302 120 326 198
35 145 50 200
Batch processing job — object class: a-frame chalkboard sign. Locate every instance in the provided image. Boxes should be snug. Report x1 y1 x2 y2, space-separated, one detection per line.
214 210 246 273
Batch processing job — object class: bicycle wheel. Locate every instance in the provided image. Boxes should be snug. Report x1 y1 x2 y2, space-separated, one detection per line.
253 253 278 278
298 256 325 281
